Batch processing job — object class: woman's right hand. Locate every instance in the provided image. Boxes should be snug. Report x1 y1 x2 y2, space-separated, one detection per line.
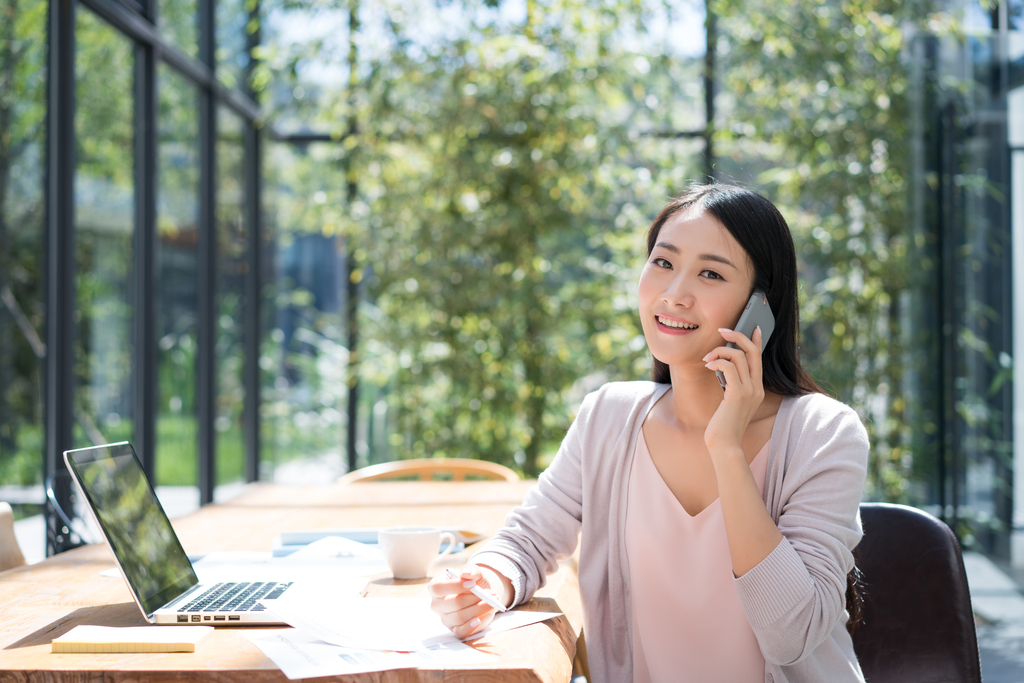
428 564 512 638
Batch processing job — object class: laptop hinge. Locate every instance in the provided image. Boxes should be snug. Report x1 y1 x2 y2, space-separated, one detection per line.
162 582 205 610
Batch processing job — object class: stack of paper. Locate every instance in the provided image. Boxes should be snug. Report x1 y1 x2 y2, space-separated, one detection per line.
246 585 563 679
244 630 494 679
262 591 562 652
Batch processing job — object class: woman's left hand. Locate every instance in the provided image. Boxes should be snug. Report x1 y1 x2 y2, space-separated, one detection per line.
702 326 765 456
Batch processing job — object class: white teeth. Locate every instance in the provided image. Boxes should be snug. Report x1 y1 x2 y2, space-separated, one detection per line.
657 316 698 330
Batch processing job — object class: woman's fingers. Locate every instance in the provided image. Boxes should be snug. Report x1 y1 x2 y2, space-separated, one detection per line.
720 326 762 353
705 346 751 387
430 586 487 614
437 600 497 638
750 326 764 384
428 565 487 599
427 569 464 600
706 356 737 385
428 564 500 637
705 327 765 388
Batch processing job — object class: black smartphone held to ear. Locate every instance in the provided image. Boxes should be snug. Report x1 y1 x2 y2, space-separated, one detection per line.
716 291 776 389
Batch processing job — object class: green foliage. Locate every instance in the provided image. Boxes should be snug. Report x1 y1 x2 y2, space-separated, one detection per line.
714 0 940 502
73 9 137 447
0 0 47 482
258 0 704 475
1 0 1004 532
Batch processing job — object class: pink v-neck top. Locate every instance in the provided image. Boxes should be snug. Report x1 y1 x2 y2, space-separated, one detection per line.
626 428 770 683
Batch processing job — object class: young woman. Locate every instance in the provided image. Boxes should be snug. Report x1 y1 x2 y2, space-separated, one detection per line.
428 183 868 683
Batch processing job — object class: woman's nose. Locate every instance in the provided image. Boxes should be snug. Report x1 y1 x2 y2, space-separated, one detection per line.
662 276 694 307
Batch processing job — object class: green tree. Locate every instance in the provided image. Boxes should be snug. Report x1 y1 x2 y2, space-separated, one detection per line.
0 0 47 485
257 0 704 475
73 9 136 448
713 0 941 501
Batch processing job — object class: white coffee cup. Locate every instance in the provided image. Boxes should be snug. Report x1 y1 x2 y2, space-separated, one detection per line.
378 526 457 579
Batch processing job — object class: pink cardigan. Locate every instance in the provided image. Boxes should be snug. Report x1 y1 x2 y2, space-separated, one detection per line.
472 381 868 683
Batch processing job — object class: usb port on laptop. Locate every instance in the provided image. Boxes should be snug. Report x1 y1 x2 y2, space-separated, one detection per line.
214 616 225 621
228 615 240 621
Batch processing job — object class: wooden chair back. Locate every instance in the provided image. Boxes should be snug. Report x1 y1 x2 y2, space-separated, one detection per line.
338 458 519 484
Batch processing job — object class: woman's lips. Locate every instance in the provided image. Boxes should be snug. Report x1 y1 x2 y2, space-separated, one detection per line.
655 316 698 335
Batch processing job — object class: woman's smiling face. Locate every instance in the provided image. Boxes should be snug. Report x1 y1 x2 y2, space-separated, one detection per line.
638 208 756 370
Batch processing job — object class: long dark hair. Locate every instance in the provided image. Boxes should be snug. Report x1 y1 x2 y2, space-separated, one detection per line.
644 183 864 632
645 183 821 397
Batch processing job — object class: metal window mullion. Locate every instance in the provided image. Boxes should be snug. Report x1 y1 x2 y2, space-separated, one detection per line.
197 0 216 504
996 0 1014 557
133 40 158 479
344 0 360 474
703 1 715 180
79 0 261 122
244 123 260 483
937 101 960 531
44 0 77 556
242 0 262 484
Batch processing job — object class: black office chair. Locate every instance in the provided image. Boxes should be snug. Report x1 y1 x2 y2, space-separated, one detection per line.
852 503 982 683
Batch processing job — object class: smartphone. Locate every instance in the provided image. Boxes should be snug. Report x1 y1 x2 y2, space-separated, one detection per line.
716 291 775 388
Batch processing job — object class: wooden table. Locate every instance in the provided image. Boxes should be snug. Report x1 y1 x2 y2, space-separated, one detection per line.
0 481 583 682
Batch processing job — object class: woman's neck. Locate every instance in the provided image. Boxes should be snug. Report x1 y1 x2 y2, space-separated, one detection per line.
663 362 727 432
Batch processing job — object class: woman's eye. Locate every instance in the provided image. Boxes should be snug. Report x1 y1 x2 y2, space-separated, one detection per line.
652 257 672 269
700 269 722 280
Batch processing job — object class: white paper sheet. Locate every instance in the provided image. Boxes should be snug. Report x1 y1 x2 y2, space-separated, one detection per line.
261 588 563 652
244 628 493 680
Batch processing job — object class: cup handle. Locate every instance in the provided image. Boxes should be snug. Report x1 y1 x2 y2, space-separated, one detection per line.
436 532 457 562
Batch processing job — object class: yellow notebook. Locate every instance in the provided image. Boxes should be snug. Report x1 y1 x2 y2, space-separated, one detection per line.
51 625 213 653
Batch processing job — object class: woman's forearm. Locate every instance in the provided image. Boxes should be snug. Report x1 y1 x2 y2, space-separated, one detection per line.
712 446 784 577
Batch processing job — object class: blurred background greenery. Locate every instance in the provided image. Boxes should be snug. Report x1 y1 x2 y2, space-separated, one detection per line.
1 0 1022 566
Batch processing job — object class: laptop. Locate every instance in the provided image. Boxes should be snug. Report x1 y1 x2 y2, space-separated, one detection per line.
64 442 294 625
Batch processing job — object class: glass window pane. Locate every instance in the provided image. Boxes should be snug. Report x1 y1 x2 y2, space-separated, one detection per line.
74 9 136 449
261 142 347 482
257 2 709 478
156 63 200 488
1010 0 1024 31
216 106 248 487
1011 86 1024 148
1014 151 1024 540
0 0 48 524
216 0 250 91
159 0 198 60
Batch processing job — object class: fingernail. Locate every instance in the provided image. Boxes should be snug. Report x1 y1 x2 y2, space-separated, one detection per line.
463 580 475 589
469 617 481 628
702 353 711 362
719 328 731 333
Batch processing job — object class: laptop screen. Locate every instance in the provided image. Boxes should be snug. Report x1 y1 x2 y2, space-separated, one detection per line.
65 442 198 617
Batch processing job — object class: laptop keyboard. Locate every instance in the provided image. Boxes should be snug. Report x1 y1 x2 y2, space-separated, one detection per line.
178 581 293 613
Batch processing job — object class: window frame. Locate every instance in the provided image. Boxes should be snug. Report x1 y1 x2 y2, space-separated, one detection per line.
44 0 263 554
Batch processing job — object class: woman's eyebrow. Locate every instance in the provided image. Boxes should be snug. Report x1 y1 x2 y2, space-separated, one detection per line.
654 242 737 270
699 253 737 269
